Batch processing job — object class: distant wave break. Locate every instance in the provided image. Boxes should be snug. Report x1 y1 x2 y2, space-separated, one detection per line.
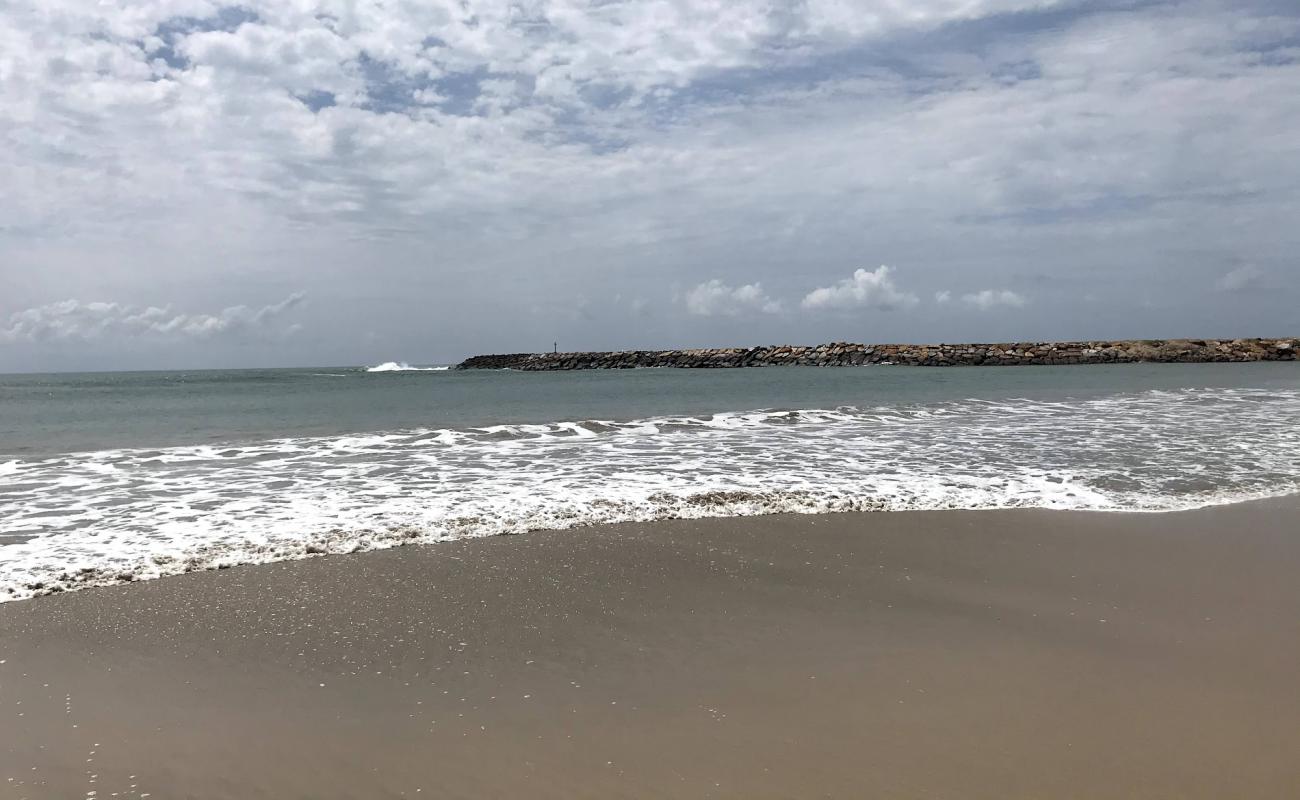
366 362 450 372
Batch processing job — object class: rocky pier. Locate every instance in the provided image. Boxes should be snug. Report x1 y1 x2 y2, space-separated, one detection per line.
457 338 1296 370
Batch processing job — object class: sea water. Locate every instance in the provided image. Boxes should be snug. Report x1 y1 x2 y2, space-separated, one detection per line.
1 362 1297 600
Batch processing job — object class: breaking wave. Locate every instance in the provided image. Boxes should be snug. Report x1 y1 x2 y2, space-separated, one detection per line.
2 386 1298 601
366 362 450 372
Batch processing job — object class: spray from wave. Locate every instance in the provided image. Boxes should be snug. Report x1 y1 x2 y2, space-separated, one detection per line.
366 362 450 372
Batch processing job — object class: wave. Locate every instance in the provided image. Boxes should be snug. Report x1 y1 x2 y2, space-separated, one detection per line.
366 362 450 372
2 387 1298 602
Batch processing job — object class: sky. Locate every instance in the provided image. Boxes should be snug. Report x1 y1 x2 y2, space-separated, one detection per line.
1 0 1297 371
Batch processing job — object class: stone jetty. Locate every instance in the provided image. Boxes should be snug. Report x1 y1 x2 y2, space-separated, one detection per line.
457 338 1296 370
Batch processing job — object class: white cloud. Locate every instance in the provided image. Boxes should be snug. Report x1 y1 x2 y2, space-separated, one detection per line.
4 0 1230 240
801 266 918 311
0 294 307 344
3 2 1297 255
684 280 782 316
934 290 952 304
961 290 1027 310
1216 265 1264 292
1 0 1298 368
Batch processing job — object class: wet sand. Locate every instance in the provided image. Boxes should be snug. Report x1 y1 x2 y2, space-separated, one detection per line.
2 499 1298 799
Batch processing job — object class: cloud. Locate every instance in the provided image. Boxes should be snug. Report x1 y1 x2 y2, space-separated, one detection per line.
934 290 952 304
1216 265 1265 292
801 266 918 311
0 294 307 344
16 0 1287 241
684 280 782 316
1 0 1299 369
961 290 1027 310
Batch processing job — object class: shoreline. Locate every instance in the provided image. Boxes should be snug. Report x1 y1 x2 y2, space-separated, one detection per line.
3 498 1298 797
5 488 1299 604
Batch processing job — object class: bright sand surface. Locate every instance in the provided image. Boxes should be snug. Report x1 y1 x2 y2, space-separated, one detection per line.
2 499 1298 799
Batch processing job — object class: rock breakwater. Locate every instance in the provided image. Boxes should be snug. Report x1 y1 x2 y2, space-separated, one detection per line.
457 338 1297 370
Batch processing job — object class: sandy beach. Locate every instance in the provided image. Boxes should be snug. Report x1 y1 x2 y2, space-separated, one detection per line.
2 498 1298 799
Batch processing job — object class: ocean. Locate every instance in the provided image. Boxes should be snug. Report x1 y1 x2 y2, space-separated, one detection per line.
2 361 1298 601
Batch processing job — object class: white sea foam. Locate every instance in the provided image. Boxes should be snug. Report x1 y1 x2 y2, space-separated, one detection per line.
366 362 450 372
2 387 1298 601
